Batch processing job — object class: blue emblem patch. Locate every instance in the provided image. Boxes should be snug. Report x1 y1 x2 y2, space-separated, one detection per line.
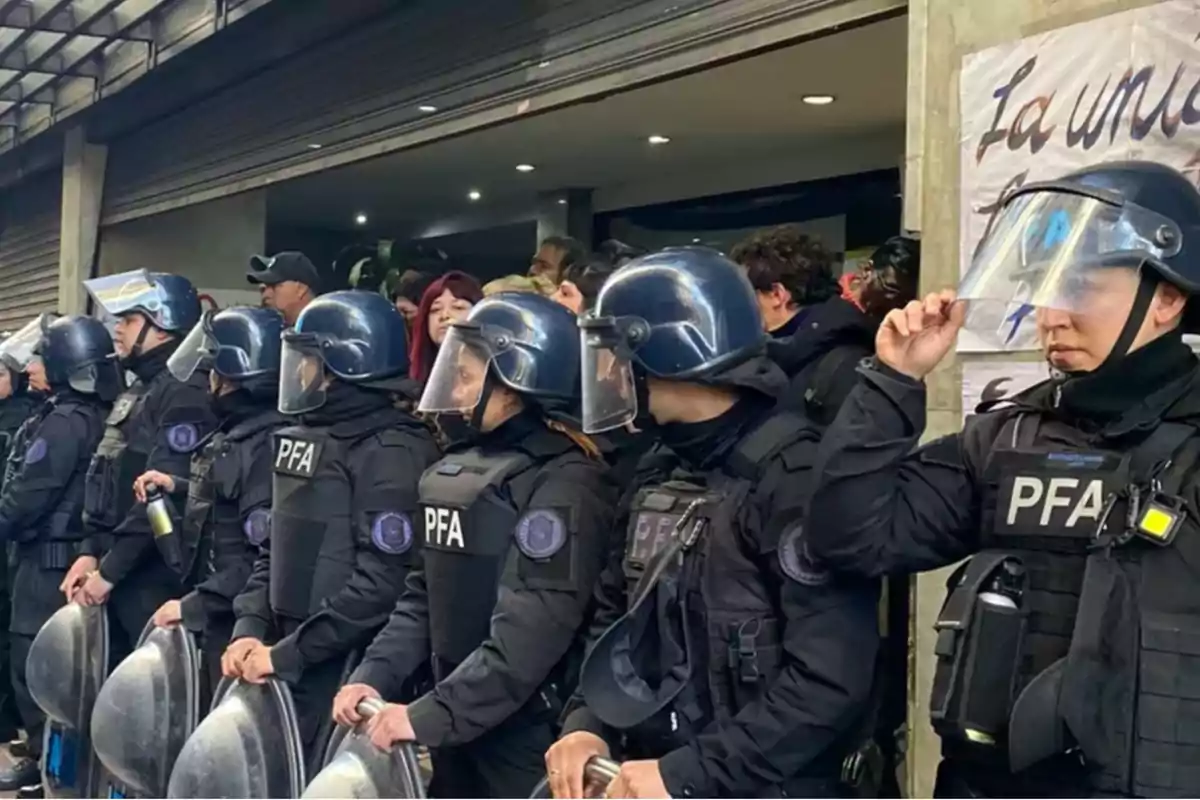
516 509 567 560
166 423 199 453
24 437 47 465
243 508 271 546
778 522 830 587
371 511 414 555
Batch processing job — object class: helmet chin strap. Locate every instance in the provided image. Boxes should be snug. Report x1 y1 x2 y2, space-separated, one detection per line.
1054 269 1160 378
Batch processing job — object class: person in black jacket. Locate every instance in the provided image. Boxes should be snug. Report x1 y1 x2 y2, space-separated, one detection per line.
131 306 290 707
62 270 217 665
0 334 46 756
545 248 880 799
805 162 1200 797
332 292 616 799
0 315 117 793
221 291 440 773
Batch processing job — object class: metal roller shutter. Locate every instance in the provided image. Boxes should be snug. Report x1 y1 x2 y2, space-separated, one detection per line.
0 170 62 333
102 0 903 224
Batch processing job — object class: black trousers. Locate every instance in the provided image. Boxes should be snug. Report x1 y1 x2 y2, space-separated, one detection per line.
8 559 70 760
427 704 556 799
106 557 179 667
290 655 357 777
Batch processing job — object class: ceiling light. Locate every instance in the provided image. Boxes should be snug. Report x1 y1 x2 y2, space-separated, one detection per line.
418 104 437 113
468 190 482 201
557 198 567 205
692 238 701 243
515 164 535 173
538 60 552 68
647 134 671 145
801 94 836 106
306 143 323 150
354 213 368 226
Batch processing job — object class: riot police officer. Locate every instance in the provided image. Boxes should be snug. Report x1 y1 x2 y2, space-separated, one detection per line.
221 290 440 771
128 306 289 705
805 161 1200 797
331 291 616 798
61 270 215 661
544 248 881 799
0 315 117 793
0 323 51 759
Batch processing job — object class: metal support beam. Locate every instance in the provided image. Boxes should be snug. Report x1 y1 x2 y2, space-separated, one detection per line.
59 124 106 313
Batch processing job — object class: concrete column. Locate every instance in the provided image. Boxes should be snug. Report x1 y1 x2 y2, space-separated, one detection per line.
535 188 594 248
904 0 1162 796
59 126 107 314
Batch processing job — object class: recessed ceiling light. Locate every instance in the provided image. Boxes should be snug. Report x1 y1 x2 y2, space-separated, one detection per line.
418 104 437 113
647 134 671 145
557 198 567 205
468 189 482 201
538 60 552 68
801 94 836 106
306 143 323 150
354 213 368 225
515 163 535 173
692 238 701 243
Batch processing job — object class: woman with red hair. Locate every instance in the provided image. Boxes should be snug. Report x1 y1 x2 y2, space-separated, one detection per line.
409 271 484 384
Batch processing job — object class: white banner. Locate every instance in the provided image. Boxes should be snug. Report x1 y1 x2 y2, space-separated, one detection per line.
961 361 1051 423
958 0 1200 352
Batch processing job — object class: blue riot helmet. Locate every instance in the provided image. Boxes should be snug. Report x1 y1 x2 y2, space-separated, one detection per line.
279 290 409 414
169 306 285 393
38 315 124 401
578 246 767 433
418 292 581 425
960 160 1200 352
84 270 201 359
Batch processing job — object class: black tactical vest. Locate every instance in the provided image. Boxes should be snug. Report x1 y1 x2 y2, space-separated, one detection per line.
4 402 48 491
83 374 162 531
269 410 417 621
28 399 106 545
618 413 814 736
962 412 1200 796
418 431 570 666
185 412 285 590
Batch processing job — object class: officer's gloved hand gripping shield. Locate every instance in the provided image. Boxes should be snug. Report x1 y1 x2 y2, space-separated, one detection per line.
958 181 1185 349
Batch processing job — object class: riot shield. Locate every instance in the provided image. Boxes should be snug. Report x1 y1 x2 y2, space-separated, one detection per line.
166 677 305 798
90 621 200 797
25 603 109 798
302 698 425 799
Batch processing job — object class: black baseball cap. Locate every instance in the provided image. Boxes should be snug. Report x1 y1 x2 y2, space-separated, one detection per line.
247 252 323 293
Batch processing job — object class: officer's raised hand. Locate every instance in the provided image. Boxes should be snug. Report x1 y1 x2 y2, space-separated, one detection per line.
133 469 176 503
604 760 668 799
877 289 967 380
153 599 182 628
60 555 97 600
546 731 611 799
332 683 381 727
365 703 415 750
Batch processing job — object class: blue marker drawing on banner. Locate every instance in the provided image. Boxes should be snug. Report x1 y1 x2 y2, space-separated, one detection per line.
1004 303 1034 343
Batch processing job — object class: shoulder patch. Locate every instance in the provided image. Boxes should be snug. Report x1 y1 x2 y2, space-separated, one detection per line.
243 508 271 546
166 423 199 453
274 435 323 479
515 508 568 560
24 437 47 465
371 511 414 555
777 521 830 587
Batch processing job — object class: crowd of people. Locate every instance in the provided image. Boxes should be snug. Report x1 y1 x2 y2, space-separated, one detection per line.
0 157 1196 800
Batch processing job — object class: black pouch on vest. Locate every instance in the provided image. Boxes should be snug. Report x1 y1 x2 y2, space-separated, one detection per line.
930 552 1027 750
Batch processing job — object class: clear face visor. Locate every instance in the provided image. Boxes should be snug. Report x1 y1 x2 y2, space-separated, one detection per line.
0 314 55 372
579 318 638 434
959 188 1182 349
278 338 327 415
167 315 215 382
417 326 491 416
84 270 160 320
